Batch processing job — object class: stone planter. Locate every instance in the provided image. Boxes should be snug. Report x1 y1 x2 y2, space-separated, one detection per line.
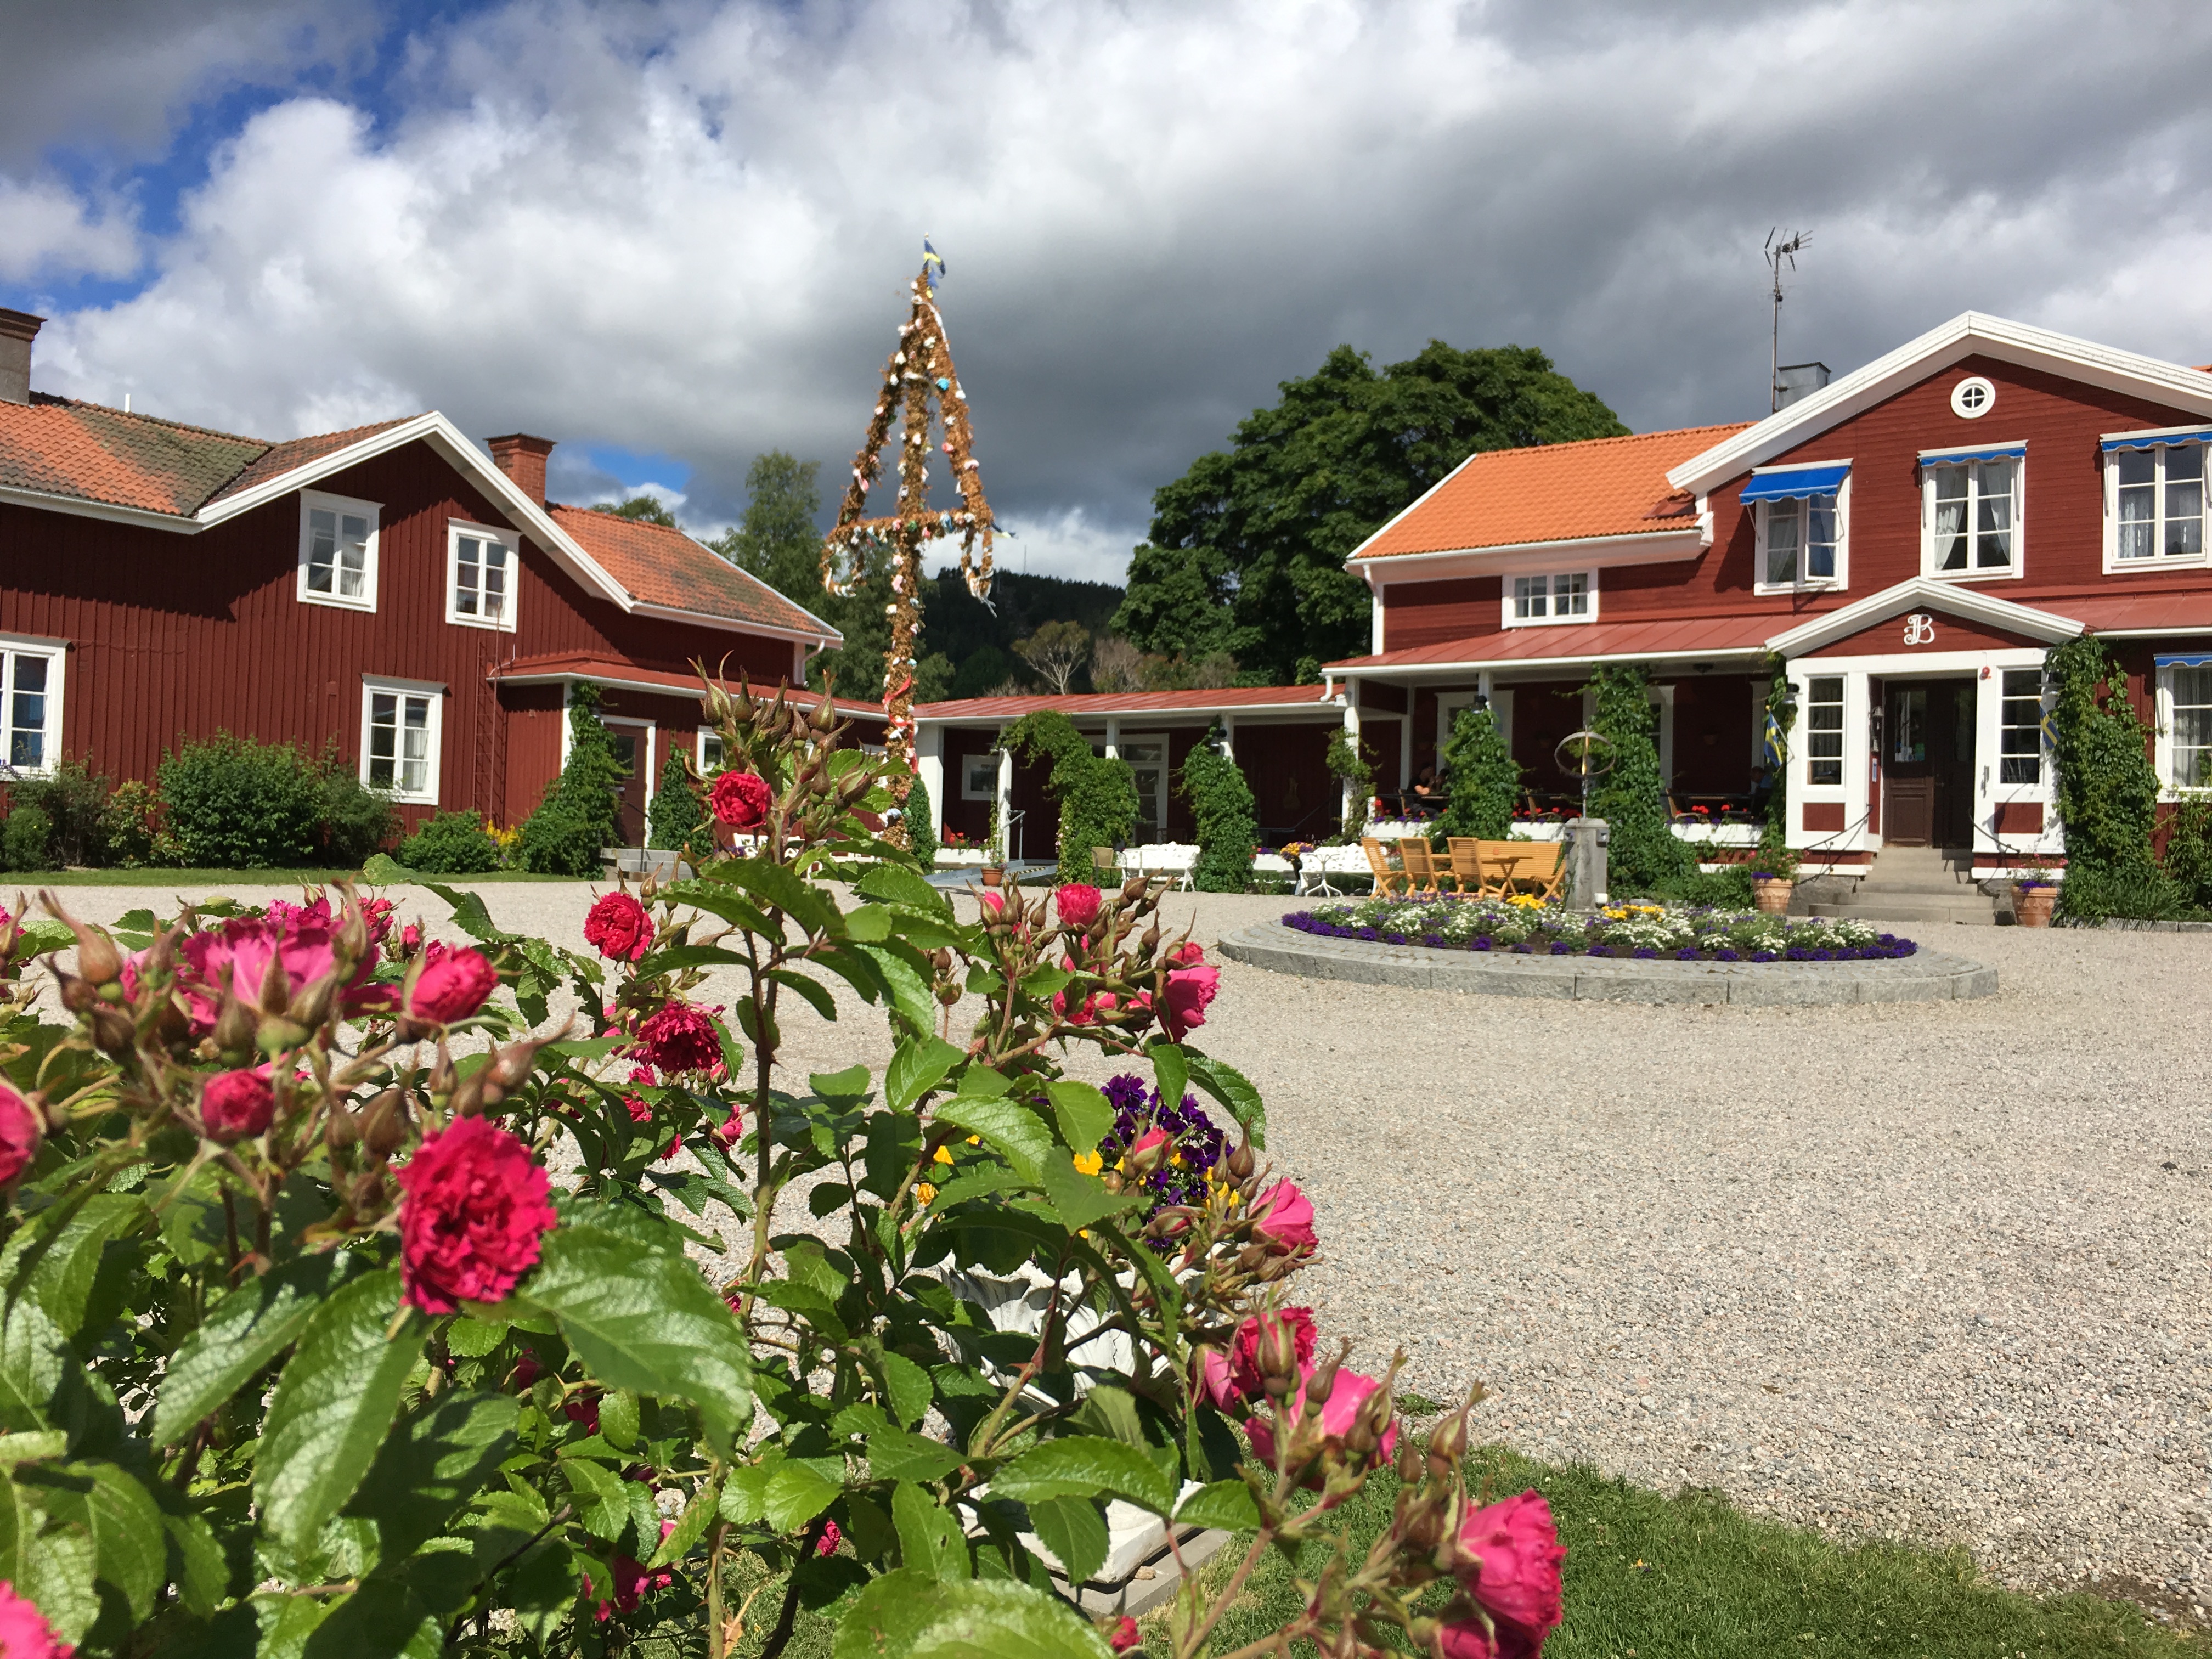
2013 883 2056 927
1751 876 1793 915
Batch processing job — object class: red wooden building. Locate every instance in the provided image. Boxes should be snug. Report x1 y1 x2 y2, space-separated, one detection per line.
1329 313 2212 876
0 308 872 846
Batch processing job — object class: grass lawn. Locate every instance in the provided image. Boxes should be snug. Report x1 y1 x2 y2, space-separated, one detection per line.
7 867 587 887
1172 1443 2201 1658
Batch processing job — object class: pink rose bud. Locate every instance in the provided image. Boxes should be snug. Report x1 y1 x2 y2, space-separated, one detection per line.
407 944 498 1026
1054 883 1102 929
200 1066 275 1142
979 890 1005 915
583 892 654 963
1109 1615 1141 1652
1442 1490 1567 1658
1127 1126 1171 1174
816 1519 842 1556
1245 1366 1399 1478
0 1083 43 1189
709 770 772 830
1252 1179 1318 1255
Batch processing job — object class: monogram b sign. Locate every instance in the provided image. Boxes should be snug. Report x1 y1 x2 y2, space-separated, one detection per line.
1901 612 1938 646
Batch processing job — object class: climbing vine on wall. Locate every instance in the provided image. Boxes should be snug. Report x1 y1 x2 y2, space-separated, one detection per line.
1438 705 1519 841
1002 711 1139 882
1586 665 1692 895
1180 726 1259 891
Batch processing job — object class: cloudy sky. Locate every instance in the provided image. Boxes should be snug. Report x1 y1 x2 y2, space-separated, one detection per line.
7 1 2212 582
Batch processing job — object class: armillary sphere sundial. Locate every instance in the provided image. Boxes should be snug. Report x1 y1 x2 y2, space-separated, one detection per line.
1554 729 1617 820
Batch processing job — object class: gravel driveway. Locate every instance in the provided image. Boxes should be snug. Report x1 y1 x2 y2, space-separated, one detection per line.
30 879 2211 1608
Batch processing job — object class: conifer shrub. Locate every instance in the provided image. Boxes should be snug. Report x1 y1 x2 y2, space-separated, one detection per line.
518 684 628 876
1585 665 1692 896
2046 634 2165 920
904 772 940 867
1180 726 1257 891
646 749 708 855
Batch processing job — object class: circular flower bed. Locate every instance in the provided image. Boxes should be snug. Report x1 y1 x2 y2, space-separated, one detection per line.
1284 897 1918 961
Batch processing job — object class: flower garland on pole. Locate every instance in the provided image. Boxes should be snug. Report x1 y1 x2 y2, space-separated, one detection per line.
821 244 997 845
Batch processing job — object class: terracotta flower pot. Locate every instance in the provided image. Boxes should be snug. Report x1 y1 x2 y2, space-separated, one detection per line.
1751 876 1793 915
2013 884 2055 928
981 866 1005 888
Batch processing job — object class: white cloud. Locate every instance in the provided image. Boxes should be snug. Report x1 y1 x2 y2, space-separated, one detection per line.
0 178 139 283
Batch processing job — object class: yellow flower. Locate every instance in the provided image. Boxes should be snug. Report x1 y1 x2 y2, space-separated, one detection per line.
916 1182 937 1206
933 1144 953 1166
965 1135 981 1147
1073 1150 1103 1176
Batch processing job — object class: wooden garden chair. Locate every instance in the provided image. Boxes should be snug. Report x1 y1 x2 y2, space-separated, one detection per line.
1360 837 1409 897
1510 842 1566 902
1092 846 1119 877
1396 838 1453 896
1446 838 1506 899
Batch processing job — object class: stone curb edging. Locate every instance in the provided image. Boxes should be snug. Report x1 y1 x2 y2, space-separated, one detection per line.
1216 921 1997 1004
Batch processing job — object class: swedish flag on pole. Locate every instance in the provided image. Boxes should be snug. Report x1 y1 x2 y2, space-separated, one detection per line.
922 238 946 289
1762 710 1786 767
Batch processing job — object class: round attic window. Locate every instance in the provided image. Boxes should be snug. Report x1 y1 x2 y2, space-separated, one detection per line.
1950 376 1996 419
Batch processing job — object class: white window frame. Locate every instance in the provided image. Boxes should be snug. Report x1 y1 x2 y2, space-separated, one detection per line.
1801 673 1847 789
0 633 67 781
1995 668 2045 788
1117 731 1172 833
697 728 726 775
1752 473 1850 594
2154 663 2212 797
297 490 381 612
1500 570 1598 628
446 520 520 631
2102 434 2210 572
359 676 443 805
960 752 999 802
1920 451 2025 583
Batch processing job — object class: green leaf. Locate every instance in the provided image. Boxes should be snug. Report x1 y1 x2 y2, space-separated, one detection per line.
1024 1494 1109 1586
989 1435 1176 1516
25 1460 165 1622
933 1097 1053 1183
880 1351 934 1429
844 903 892 941
517 1225 753 1453
599 1389 640 1451
634 943 751 976
684 858 839 935
155 1251 370 1445
161 1505 230 1618
1175 1479 1260 1530
0 1431 64 1466
504 1539 582 1648
361 853 413 887
834 1569 1115 1658
443 1314 506 1357
887 1037 966 1113
811 1063 874 1101
0 1284 67 1433
891 1481 970 1581
345 1391 519 1565
1042 1082 1113 1155
853 940 938 1033
0 1464 99 1645
299 1578 444 1659
417 879 508 944
1035 1159 1138 1233
8 1192 143 1344
1148 1040 1188 1116
254 1268 425 1550
768 967 840 1020
763 1460 843 1532
562 1455 630 1541
1018 965 1071 1001
855 862 951 916
867 1426 963 1485
1183 1050 1267 1149
651 1476 720 1568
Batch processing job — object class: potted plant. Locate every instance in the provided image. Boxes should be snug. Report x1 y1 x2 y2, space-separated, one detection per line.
1749 847 1798 915
2012 856 2058 927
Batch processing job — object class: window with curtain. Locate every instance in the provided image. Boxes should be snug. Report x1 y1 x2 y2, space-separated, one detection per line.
2115 443 2205 562
362 683 439 803
1805 676 1844 786
3 648 54 772
298 492 379 609
1762 494 1840 586
2170 666 2212 789
1929 459 2017 573
448 526 516 628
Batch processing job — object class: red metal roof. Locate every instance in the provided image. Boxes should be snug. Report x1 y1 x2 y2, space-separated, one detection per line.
2059 592 2212 634
548 506 836 639
490 651 882 715
1331 616 1776 670
918 686 1339 720
1356 424 1753 561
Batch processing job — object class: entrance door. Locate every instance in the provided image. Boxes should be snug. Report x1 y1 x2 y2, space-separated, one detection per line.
1882 681 1974 848
1118 734 1169 839
602 720 649 847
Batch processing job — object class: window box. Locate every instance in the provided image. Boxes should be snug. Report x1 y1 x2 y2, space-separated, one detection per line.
360 677 443 805
447 521 518 630
299 491 380 611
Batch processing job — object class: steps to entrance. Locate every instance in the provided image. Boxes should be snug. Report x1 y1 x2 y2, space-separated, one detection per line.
1803 847 2004 926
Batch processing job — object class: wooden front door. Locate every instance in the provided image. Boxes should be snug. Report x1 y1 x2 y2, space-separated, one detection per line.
604 723 648 847
1883 681 1974 848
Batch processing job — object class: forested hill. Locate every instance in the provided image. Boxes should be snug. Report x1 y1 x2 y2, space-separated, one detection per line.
921 568 1124 700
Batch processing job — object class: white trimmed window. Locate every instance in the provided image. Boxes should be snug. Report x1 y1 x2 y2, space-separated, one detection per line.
360 678 442 804
1503 571 1594 626
1998 670 2043 785
2111 442 2205 566
1804 675 1844 786
298 491 380 611
447 522 518 629
961 755 999 800
2165 665 2212 791
698 730 725 774
1925 457 2021 577
1757 493 1844 589
1 636 65 777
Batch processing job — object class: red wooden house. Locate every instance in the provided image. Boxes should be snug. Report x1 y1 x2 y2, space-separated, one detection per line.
0 308 873 847
1329 312 2212 877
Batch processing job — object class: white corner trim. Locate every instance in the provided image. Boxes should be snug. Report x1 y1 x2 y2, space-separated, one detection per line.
1667 311 2212 496
1763 577 2083 656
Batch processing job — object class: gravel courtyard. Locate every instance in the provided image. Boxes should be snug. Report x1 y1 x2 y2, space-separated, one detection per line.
33 880 2212 1609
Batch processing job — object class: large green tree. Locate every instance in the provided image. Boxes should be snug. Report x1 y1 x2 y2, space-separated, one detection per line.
1115 341 1628 683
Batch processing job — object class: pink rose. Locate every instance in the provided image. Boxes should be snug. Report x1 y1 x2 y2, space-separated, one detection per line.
176 905 376 1034
200 1067 274 1142
1203 1307 1317 1409
1245 1366 1398 1476
584 892 654 962
1161 961 1217 1042
623 1094 653 1126
1054 884 1102 929
1168 940 1205 968
360 898 396 946
816 1519 842 1556
395 1115 558 1314
0 1580 72 1659
1252 1180 1317 1255
636 1002 724 1076
1440 1491 1566 1659
710 1107 745 1148
979 890 1005 915
710 770 771 830
406 943 497 1027
400 922 424 953
1109 1615 1141 1652
0 1084 42 1190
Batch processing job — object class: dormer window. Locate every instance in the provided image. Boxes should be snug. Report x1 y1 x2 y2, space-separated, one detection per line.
297 490 380 611
1503 571 1595 627
2104 430 2208 568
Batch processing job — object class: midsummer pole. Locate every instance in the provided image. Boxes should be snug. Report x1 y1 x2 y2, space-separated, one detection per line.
820 245 997 847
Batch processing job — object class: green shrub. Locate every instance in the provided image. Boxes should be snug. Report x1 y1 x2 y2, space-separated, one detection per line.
317 746 398 866
397 810 503 874
1438 705 1519 840
1585 664 1692 896
2161 797 2212 912
98 779 166 866
1180 725 1257 891
8 758 111 866
1652 862 1757 909
2047 634 2162 921
2050 862 2196 924
1003 711 1138 882
1762 656 1795 850
157 733 326 867
646 750 707 854
905 772 939 867
518 684 627 876
1 804 52 872
1323 725 1376 841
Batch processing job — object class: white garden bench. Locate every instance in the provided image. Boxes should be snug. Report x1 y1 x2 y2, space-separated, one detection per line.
1116 843 1199 891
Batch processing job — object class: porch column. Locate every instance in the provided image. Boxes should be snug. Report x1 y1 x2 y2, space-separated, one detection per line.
917 723 945 842
1398 706 1413 793
995 725 1013 859
1220 713 1237 762
1103 718 1120 759
1340 685 1363 827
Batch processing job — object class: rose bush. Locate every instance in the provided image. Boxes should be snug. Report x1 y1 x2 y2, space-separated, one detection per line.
0 670 1559 1658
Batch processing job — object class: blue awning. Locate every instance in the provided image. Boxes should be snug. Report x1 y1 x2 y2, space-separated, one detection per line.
1740 463 1849 504
1918 442 2027 466
2155 651 2212 668
2102 427 2212 454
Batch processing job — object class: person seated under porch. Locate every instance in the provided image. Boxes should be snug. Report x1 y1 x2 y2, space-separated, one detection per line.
1408 764 1446 804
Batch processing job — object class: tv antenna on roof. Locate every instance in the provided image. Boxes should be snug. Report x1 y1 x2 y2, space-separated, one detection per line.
1766 228 1809 413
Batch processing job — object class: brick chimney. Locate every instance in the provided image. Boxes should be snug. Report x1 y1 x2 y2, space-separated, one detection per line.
0 309 43 406
487 433 555 505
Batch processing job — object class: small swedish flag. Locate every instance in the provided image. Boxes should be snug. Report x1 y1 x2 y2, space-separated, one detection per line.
922 238 946 288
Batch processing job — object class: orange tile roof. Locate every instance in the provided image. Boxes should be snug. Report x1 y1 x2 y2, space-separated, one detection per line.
918 686 1339 720
1356 424 1753 560
201 417 413 506
0 395 270 516
545 506 837 639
